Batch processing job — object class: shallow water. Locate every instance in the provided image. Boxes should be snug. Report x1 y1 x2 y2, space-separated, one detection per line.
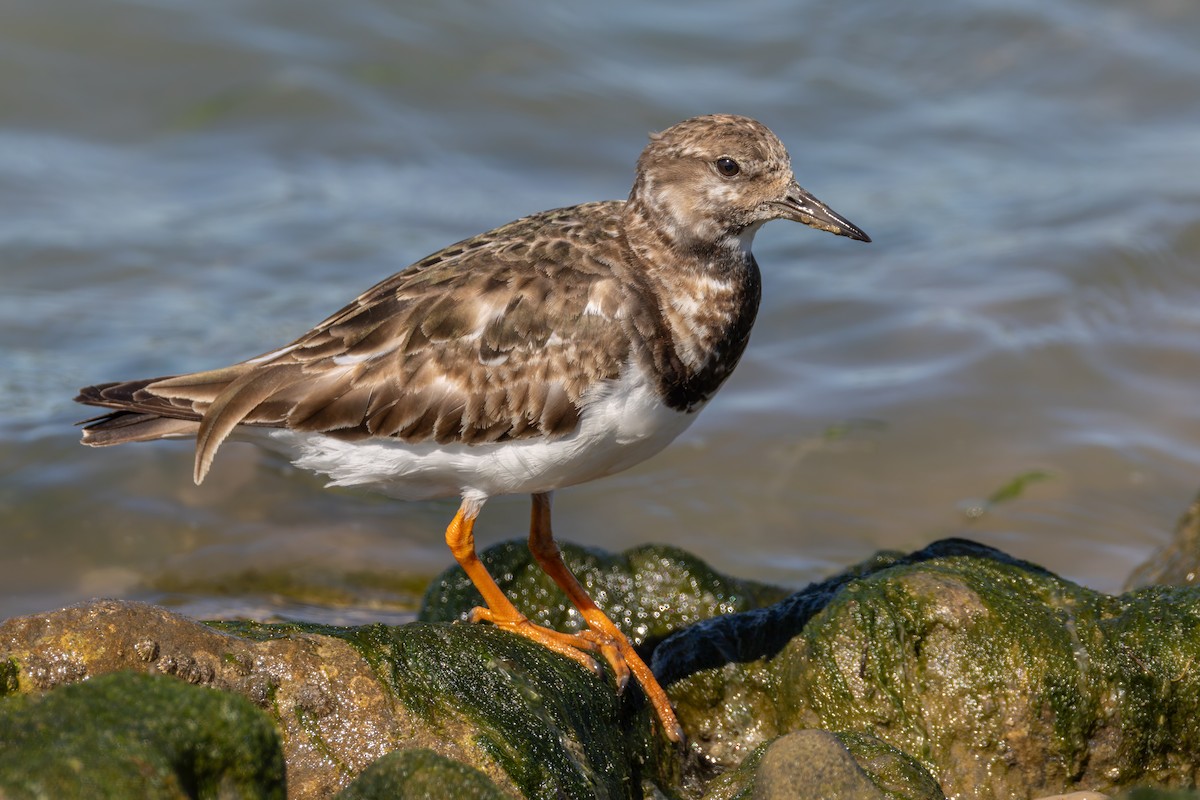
3 0 1200 621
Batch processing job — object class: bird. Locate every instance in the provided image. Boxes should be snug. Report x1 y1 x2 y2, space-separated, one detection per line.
75 114 869 742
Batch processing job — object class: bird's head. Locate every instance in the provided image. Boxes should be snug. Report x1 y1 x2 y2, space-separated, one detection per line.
628 114 870 253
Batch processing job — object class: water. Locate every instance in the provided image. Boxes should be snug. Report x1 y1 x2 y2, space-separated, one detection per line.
3 0 1200 622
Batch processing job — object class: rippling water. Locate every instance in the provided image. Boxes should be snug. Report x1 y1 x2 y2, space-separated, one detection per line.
3 0 1200 621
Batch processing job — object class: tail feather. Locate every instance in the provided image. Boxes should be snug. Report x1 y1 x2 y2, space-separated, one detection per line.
75 364 304 485
78 412 201 446
75 377 198 418
193 364 305 484
76 374 212 460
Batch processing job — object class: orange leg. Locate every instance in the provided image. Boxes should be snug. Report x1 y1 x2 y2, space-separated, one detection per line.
526 492 683 743
445 500 601 676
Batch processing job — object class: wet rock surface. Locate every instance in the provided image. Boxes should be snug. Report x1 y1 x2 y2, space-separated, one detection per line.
1 599 405 798
334 748 508 799
699 729 945 800
0 670 286 798
1128 490 1200 589
2 539 1200 798
659 539 1200 799
0 598 640 799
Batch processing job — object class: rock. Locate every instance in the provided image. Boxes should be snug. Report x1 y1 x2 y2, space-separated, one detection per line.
0 671 285 798
0 598 647 799
2 600 400 798
656 538 1200 799
334 749 507 799
7 537 1200 799
751 730 886 800
1128 490 1200 589
699 729 943 800
834 731 946 800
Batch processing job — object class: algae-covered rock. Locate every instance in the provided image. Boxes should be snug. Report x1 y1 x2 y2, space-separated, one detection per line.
0 670 285 799
0 597 656 799
0 540 786 799
334 748 508 799
326 621 639 798
746 730 887 800
421 541 788 647
1 600 403 798
657 539 1200 799
700 729 944 800
836 731 946 800
8 536 1200 800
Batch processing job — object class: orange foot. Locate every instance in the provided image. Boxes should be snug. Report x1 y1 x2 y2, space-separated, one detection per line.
445 497 684 744
468 605 603 676
470 604 683 743
574 607 682 743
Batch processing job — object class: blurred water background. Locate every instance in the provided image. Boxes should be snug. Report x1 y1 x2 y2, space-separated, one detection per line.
2 0 1199 623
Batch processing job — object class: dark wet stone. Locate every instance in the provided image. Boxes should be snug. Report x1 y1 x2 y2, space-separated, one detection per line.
335 748 508 799
751 730 885 800
331 621 640 798
699 729 942 800
0 671 285 799
657 538 1200 799
420 541 788 648
835 731 946 800
653 538 1048 687
1128 490 1200 589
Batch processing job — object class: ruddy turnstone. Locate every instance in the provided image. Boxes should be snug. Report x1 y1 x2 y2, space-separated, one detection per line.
75 114 869 742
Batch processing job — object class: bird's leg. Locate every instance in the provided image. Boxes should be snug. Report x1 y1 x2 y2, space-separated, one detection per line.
445 500 601 675
526 492 684 743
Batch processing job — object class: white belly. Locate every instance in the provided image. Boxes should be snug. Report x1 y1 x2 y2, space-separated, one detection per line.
265 363 699 502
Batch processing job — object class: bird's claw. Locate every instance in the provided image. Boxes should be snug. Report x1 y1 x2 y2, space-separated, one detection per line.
468 605 682 743
576 628 632 692
468 605 603 676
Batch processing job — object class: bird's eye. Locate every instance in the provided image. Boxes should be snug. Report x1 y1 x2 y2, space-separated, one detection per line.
715 157 741 177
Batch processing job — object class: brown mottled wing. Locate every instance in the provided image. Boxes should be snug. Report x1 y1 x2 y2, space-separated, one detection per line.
79 202 634 483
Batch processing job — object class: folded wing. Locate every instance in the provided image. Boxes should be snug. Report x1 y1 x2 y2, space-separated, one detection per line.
77 204 632 484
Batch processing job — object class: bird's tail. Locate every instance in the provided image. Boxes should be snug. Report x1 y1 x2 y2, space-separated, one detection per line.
75 378 204 447
76 363 306 484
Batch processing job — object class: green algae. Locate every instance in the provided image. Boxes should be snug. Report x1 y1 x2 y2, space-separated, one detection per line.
0 658 17 698
0 671 285 799
335 748 509 799
346 622 640 800
207 616 649 799
984 469 1053 506
9 538 1200 798
662 539 1200 798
